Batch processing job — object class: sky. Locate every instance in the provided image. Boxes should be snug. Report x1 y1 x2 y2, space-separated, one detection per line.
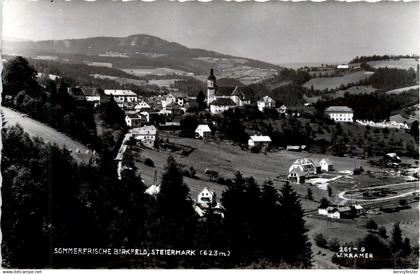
2 0 419 64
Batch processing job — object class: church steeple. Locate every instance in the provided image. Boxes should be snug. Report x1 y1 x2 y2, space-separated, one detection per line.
207 68 216 106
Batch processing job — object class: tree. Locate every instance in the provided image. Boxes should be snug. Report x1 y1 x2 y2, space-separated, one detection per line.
2 56 40 98
196 90 206 110
402 237 411 256
390 222 403 252
314 233 328 248
155 156 198 250
319 197 330 208
378 226 387 238
306 188 313 201
328 237 340 252
278 182 312 267
366 219 378 230
327 185 332 197
409 120 418 139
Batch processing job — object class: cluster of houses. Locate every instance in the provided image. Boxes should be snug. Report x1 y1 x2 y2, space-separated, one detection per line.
318 203 364 219
287 158 333 184
356 119 409 130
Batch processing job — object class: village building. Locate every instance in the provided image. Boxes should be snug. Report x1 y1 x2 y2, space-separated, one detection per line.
288 166 306 184
145 185 160 196
131 125 157 148
134 101 151 111
209 98 237 114
286 145 306 151
248 135 272 149
206 69 253 112
83 88 108 106
161 93 177 108
278 105 288 114
319 158 334 172
289 158 317 176
324 106 354 123
257 96 276 112
125 113 147 128
67 87 86 101
195 124 212 139
197 187 217 208
104 89 138 103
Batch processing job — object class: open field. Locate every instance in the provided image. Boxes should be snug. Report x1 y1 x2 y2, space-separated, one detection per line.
303 71 374 91
121 67 193 77
134 131 391 200
2 107 92 163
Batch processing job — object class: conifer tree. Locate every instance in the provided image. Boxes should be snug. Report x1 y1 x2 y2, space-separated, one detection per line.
278 182 312 267
390 222 403 252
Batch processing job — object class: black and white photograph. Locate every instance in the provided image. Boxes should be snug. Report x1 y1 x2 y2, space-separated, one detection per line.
1 0 419 270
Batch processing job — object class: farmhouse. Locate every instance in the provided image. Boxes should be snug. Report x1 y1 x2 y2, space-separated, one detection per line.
67 87 86 101
195 124 212 139
209 98 237 114
104 89 138 103
161 93 177 108
248 135 272 149
197 187 216 208
288 166 306 184
289 158 317 176
125 114 147 128
324 106 354 122
131 125 157 148
83 88 108 106
257 96 276 112
206 69 253 111
319 158 333 172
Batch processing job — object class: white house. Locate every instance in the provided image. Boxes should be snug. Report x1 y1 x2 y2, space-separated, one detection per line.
289 158 317 176
197 187 216 207
195 124 212 139
209 98 237 114
319 158 333 172
131 125 157 148
324 106 354 122
278 105 288 114
288 166 306 184
161 93 177 108
248 135 272 148
145 185 160 196
125 114 146 128
257 96 276 112
104 89 138 103
337 64 349 70
134 101 151 111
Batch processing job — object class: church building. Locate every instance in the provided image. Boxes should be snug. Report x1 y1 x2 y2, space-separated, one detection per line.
206 69 253 114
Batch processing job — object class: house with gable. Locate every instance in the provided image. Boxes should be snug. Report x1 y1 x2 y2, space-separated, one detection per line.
319 158 333 172
195 124 212 139
197 187 216 208
257 96 276 112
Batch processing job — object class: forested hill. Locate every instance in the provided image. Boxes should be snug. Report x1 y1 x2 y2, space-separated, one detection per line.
3 34 280 75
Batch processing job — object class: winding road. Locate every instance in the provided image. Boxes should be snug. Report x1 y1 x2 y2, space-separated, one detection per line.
338 181 419 202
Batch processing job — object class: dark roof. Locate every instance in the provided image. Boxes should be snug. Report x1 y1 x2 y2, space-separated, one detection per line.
215 86 236 96
82 88 103 96
210 98 236 106
69 87 84 96
126 113 142 119
231 86 254 100
325 106 353 113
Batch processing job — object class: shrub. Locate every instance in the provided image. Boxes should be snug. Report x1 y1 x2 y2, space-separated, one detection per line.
328 237 340 252
366 219 378 230
314 233 328 248
144 158 155 167
378 226 387 238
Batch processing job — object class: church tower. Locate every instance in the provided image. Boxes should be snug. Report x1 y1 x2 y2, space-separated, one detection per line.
207 68 216 106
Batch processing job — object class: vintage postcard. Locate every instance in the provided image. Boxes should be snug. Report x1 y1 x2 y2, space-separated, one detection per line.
1 0 419 270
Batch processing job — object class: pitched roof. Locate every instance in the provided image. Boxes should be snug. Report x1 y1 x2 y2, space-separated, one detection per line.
258 96 275 103
215 86 236 96
82 88 101 96
104 89 137 96
325 106 353 113
320 158 333 165
231 86 254 100
289 166 305 176
126 113 142 119
249 135 272 142
210 98 236 106
196 124 211 132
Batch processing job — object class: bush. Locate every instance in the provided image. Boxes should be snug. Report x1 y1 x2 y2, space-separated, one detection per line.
144 158 155 167
314 233 328 248
366 219 378 230
378 226 387 238
328 237 340 252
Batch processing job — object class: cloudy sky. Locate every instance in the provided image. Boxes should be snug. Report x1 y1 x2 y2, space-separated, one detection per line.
2 0 419 64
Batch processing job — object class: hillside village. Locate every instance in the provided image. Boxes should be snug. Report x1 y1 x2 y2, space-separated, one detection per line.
2 52 419 269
